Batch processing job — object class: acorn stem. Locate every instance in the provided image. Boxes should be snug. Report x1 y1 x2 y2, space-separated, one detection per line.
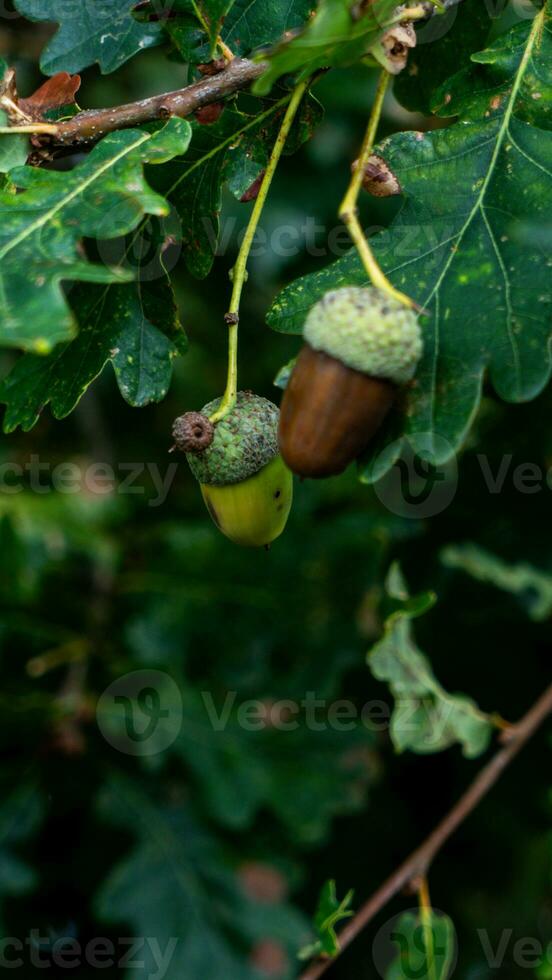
339 69 417 312
209 77 311 425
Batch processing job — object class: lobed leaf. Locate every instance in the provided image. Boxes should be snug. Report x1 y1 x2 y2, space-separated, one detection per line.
152 95 321 278
223 0 315 57
0 273 187 433
0 118 191 354
0 111 28 175
95 776 308 980
394 0 494 115
268 6 552 483
368 564 494 757
13 0 163 75
253 0 399 95
299 880 354 961
385 910 456 980
442 543 552 622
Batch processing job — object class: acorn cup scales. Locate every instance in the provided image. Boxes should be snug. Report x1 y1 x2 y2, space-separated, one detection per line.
173 391 293 548
278 287 423 479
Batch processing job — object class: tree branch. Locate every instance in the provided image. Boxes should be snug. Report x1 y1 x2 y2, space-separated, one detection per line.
52 57 266 145
32 0 464 147
299 680 552 980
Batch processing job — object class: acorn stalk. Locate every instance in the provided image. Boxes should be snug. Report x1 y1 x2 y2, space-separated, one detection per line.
278 287 423 479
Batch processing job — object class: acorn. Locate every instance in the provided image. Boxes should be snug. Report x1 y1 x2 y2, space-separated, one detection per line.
173 391 293 547
278 287 423 479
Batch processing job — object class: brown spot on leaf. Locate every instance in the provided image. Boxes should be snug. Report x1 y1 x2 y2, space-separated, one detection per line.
195 102 224 125
240 170 266 202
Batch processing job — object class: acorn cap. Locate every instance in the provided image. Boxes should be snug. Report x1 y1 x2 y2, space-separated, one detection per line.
183 391 280 487
303 286 422 385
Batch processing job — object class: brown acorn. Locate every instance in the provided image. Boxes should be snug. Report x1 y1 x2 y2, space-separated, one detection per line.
278 287 423 479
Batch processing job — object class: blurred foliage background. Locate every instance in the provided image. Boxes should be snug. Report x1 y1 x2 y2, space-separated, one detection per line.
0 4 551 978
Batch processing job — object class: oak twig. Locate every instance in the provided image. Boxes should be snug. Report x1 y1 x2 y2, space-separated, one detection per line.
52 58 266 145
299 681 552 980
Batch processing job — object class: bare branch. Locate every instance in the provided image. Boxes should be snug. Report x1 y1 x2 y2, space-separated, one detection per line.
299 680 552 980
51 57 266 146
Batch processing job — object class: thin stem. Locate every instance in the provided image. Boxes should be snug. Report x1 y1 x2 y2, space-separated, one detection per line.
339 70 417 310
0 123 58 134
0 95 32 122
299 680 552 980
209 78 310 423
417 878 437 980
217 37 235 61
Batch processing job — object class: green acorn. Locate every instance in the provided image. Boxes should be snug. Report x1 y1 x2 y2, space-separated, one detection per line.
173 391 293 547
279 287 423 478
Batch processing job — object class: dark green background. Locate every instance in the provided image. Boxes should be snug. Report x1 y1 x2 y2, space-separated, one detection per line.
0 5 550 977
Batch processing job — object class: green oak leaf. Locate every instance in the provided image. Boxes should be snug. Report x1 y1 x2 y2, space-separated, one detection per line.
167 0 314 61
432 12 552 124
95 776 308 980
169 685 376 840
13 0 163 75
441 543 552 621
368 564 494 757
299 880 354 961
223 87 323 199
195 0 237 51
0 269 187 432
91 663 376 839
394 0 493 115
224 135 267 199
253 0 399 95
268 6 552 483
0 118 191 353
153 95 320 277
0 110 28 175
152 108 269 278
165 14 211 63
168 0 237 50
386 910 456 980
223 0 315 57
274 356 297 389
